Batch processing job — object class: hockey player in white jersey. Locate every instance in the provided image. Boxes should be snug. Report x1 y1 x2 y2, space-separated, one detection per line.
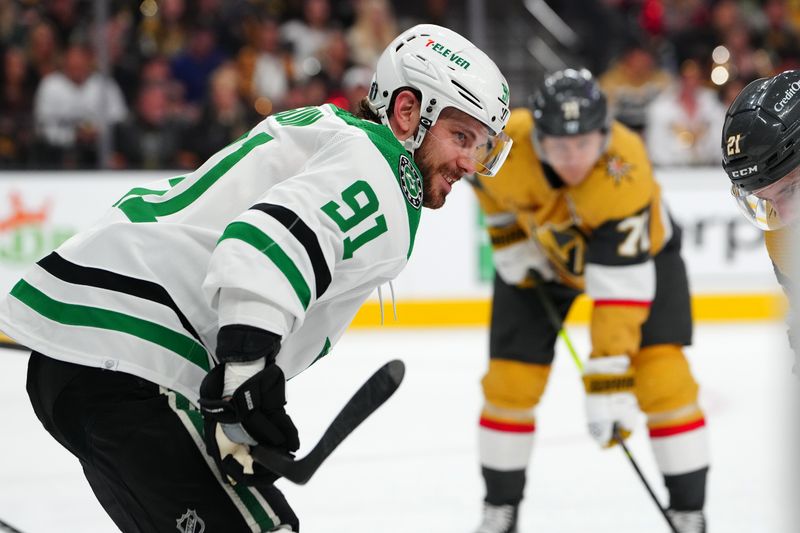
0 24 511 532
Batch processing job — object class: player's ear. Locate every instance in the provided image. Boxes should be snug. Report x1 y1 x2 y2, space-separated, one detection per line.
389 90 421 140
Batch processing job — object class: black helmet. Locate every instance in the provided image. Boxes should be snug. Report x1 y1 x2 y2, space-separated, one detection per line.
721 70 800 193
531 68 608 137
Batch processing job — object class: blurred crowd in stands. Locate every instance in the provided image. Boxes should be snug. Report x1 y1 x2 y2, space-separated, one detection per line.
0 0 799 170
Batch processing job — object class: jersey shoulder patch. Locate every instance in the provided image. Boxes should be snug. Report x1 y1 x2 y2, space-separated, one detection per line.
574 122 655 227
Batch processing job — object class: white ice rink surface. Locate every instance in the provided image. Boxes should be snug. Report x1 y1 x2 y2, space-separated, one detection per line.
0 322 796 533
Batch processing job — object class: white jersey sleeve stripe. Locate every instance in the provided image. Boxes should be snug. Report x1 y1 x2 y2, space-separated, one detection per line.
218 221 311 309
250 203 332 299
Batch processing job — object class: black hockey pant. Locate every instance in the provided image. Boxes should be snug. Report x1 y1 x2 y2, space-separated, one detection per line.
26 351 298 533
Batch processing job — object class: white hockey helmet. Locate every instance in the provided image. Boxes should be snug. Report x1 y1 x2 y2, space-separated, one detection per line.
368 24 512 176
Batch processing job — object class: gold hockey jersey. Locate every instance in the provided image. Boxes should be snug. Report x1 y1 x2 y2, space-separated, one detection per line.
765 228 791 289
471 108 676 357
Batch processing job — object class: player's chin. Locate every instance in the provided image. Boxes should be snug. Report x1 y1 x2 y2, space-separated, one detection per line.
423 190 447 209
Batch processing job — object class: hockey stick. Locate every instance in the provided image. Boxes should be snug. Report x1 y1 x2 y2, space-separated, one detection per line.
0 517 26 533
251 359 405 485
529 271 584 372
529 271 679 532
613 424 679 533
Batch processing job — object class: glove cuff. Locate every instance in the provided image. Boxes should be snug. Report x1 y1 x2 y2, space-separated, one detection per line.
583 355 634 394
216 324 281 363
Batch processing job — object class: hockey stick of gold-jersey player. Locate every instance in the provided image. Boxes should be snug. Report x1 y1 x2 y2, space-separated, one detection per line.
528 269 679 533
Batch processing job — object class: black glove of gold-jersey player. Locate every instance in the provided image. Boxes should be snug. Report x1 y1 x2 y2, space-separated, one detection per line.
199 325 300 486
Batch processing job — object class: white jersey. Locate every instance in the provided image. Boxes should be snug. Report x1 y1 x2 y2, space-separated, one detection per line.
0 104 424 403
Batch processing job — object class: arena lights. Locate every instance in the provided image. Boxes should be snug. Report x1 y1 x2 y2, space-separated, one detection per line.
711 65 730 85
254 96 273 116
711 45 731 86
140 0 158 17
712 45 731 64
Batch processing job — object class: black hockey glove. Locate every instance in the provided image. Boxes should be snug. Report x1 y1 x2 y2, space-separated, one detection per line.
199 363 300 485
199 325 299 486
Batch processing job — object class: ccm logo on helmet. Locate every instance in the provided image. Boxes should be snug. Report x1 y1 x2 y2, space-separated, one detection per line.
773 80 800 112
730 164 758 177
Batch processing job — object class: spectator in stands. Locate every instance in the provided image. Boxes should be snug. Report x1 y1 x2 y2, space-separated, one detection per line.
138 55 195 134
192 0 245 56
139 55 174 87
346 0 397 69
645 58 726 166
112 83 189 170
341 65 373 113
42 0 88 47
105 10 141 105
138 0 189 58
282 0 335 81
182 63 256 165
670 0 744 69
397 0 454 30
0 0 35 48
250 16 292 111
170 23 227 109
723 20 767 82
756 0 800 72
0 47 36 168
32 43 127 169
319 29 353 93
26 21 59 88
304 73 332 107
599 39 673 134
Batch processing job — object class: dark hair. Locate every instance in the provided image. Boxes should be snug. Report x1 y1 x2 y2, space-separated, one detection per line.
355 97 381 122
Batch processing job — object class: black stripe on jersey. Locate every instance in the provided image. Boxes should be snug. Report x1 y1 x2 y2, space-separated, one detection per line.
37 252 204 345
251 203 332 299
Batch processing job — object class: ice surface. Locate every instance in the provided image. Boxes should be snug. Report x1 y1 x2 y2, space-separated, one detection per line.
0 322 795 532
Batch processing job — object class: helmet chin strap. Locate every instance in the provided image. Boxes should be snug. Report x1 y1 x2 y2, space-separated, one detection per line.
381 115 430 155
379 107 436 155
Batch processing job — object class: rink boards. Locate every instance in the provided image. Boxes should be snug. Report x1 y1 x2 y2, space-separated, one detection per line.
0 167 783 338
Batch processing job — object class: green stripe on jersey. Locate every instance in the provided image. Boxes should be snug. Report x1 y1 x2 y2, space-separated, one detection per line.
176 393 277 530
10 279 209 370
330 105 422 258
273 106 323 126
117 133 273 222
219 221 311 310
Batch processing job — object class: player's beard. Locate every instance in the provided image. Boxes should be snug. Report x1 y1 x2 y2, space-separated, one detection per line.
415 137 449 209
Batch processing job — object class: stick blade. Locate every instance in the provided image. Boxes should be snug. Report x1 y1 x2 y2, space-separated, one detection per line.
252 359 405 484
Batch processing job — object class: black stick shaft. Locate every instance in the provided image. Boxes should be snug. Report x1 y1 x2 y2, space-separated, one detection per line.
0 518 26 533
532 272 677 532
252 359 404 484
613 425 679 533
